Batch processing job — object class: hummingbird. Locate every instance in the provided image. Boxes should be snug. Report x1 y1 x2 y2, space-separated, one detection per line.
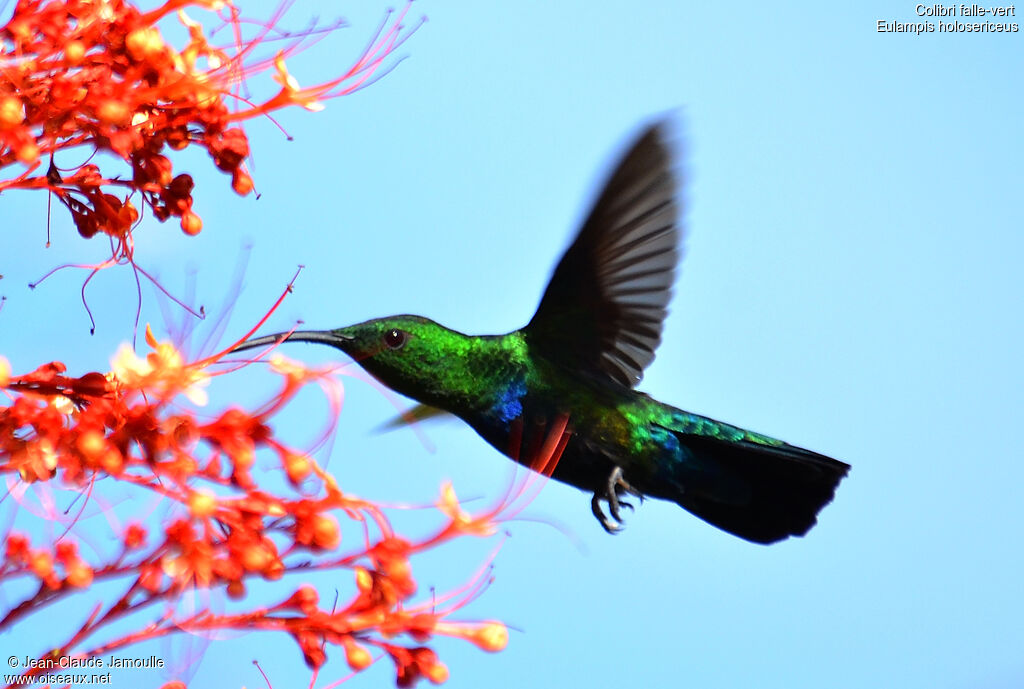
235 122 849 544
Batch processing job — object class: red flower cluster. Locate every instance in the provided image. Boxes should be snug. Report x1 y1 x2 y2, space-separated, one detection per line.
0 311 570 686
0 0 417 246
0 1 561 685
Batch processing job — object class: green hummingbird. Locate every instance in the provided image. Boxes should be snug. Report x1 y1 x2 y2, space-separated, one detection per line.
235 122 849 544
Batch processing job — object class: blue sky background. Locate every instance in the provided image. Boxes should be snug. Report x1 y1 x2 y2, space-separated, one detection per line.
2 1 1023 688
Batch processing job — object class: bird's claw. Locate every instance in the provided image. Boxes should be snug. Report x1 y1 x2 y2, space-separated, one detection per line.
592 493 622 533
591 466 644 534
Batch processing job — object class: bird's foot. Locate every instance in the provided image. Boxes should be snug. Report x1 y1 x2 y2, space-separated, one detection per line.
591 466 644 534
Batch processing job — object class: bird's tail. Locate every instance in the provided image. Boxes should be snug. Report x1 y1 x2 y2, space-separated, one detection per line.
661 434 849 544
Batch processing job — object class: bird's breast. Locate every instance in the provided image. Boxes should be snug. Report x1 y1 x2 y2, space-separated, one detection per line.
464 378 656 494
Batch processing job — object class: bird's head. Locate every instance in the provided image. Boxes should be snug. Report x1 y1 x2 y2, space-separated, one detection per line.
234 315 511 412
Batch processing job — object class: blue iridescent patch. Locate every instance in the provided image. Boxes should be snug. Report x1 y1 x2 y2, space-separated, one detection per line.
491 379 527 424
650 425 681 455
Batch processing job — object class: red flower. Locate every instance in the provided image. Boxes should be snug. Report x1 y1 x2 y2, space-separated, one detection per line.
1 0 421 297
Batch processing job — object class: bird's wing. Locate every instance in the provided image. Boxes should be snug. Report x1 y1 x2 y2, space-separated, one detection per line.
523 122 680 389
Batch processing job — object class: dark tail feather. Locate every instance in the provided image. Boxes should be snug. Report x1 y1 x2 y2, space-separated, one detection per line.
673 436 850 545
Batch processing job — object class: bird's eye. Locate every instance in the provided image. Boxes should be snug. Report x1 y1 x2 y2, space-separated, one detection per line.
383 328 408 350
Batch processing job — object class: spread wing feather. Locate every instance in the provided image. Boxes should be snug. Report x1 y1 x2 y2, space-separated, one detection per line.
524 123 680 388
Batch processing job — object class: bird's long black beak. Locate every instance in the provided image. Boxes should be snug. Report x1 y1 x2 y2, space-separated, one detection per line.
231 330 353 354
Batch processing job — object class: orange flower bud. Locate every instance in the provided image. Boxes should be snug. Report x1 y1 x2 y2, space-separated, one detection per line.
188 490 218 518
286 584 320 613
180 211 203 235
410 648 448 685
470 621 508 652
65 561 94 588
342 637 373 670
64 40 85 65
284 452 311 484
423 659 449 684
55 541 78 563
125 27 165 61
123 524 147 549
435 620 508 652
263 559 285 580
232 170 254 195
166 128 190 149
5 534 30 563
383 556 411 583
0 96 24 128
29 551 55 580
76 429 107 461
312 514 340 550
355 566 373 593
16 141 39 164
100 448 124 475
240 542 274 572
96 99 131 125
